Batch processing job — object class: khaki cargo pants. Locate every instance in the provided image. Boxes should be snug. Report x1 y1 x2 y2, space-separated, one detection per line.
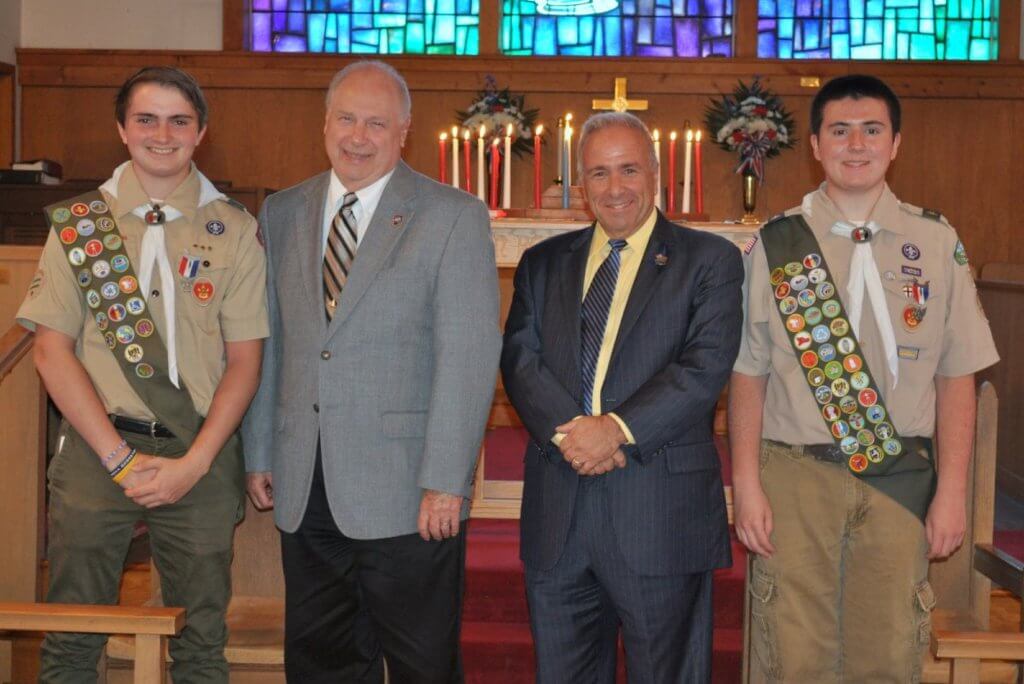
748 440 934 683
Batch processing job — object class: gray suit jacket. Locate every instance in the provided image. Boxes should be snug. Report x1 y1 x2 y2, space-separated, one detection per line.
243 161 501 538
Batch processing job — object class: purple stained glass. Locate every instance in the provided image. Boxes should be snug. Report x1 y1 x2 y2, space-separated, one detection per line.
676 18 700 54
275 35 307 51
251 0 270 9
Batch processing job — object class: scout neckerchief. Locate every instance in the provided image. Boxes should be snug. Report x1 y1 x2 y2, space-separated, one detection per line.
45 191 203 445
760 214 935 521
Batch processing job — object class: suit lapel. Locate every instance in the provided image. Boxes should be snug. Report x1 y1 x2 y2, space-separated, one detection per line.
610 215 674 362
327 162 417 337
297 172 331 338
558 227 593 394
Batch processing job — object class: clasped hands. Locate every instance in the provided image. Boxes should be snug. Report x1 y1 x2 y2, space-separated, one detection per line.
118 453 209 509
556 415 628 476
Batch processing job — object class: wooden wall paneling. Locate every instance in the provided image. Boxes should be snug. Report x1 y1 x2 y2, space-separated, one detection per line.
733 0 759 58
0 62 14 168
222 0 247 52
999 0 1023 62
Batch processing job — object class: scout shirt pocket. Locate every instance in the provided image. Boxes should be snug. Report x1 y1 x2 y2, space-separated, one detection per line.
183 251 234 334
881 277 943 362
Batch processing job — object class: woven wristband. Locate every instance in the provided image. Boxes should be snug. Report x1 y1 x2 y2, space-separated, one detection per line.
111 450 138 484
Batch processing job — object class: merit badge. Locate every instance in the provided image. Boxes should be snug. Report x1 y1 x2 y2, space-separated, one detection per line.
842 354 863 373
816 282 836 300
811 325 831 344
807 368 826 386
68 248 86 267
94 312 108 331
770 268 785 286
90 200 108 214
824 361 844 379
116 325 135 345
108 303 127 322
901 265 922 277
903 305 926 331
784 262 803 277
111 255 130 273
774 282 791 300
85 290 101 309
865 445 884 463
830 318 850 337
124 344 144 363
119 275 138 294
135 319 155 337
60 227 78 244
779 297 798 315
831 378 850 397
135 363 155 379
821 299 841 319
803 253 822 269
837 337 856 355
902 279 929 306
859 388 879 407
77 269 92 287
800 351 819 369
841 437 860 457
97 217 115 232
52 207 71 223
192 277 215 305
857 429 876 446
875 422 895 440
104 332 117 350
839 396 858 414
815 386 833 404
902 243 921 260
101 282 120 300
866 405 886 423
808 268 826 284
831 421 850 439
818 343 837 362
84 240 103 258
786 314 805 333
882 439 902 456
849 454 868 472
794 331 813 350
849 413 867 430
92 260 111 279
206 220 225 236
954 240 968 266
805 307 823 325
790 275 809 291
126 297 146 315
850 371 870 390
70 203 90 217
823 404 840 421
898 346 920 360
77 219 95 237
103 234 122 251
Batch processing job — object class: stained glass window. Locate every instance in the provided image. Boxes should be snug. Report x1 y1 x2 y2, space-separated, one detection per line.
757 0 998 59
250 0 480 55
500 0 734 57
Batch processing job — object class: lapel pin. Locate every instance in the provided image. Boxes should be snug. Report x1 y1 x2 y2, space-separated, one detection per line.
653 242 670 267
392 214 404 227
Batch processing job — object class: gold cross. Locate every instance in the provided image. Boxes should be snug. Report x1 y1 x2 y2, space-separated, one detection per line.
592 77 649 113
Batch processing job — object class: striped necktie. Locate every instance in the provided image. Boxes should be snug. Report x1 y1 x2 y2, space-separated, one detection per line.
580 238 627 415
323 191 359 320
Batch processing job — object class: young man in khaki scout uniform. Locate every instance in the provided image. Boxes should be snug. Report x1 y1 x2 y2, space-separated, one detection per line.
730 75 999 682
17 66 267 682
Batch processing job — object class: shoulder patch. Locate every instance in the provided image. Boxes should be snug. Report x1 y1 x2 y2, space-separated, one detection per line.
219 196 249 213
953 240 969 266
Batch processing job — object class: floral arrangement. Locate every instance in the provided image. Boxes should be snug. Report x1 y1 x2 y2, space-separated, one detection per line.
457 75 539 157
704 77 796 183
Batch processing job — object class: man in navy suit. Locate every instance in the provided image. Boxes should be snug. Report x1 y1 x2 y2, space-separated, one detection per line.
501 111 744 683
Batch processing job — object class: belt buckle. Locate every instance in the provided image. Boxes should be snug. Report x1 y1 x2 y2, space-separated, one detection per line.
149 421 159 439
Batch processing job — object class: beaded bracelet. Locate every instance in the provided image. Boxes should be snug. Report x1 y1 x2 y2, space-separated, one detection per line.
102 439 128 466
109 449 138 482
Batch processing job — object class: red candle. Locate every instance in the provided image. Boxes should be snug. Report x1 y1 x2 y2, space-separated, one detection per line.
694 129 704 215
463 129 472 191
668 131 678 213
489 138 501 210
533 125 544 209
438 133 448 184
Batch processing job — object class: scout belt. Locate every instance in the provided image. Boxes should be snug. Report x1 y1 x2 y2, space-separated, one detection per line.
46 191 204 446
760 215 936 521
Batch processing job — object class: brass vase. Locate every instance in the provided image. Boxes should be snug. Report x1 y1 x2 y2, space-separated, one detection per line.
741 170 760 224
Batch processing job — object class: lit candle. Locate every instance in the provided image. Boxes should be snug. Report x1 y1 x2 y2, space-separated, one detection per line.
477 125 486 203
533 125 544 209
683 128 693 214
556 117 564 184
668 131 677 213
565 113 574 188
463 129 472 192
562 125 571 209
652 129 662 211
694 129 704 215
451 126 460 189
490 137 501 210
438 132 448 184
503 123 513 210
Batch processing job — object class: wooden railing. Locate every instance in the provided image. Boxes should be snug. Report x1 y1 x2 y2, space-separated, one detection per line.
0 324 32 386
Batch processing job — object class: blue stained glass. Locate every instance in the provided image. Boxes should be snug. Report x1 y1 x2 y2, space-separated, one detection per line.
557 16 579 44
276 35 307 51
655 16 673 43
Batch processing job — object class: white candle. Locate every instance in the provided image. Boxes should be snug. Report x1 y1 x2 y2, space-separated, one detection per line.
477 125 486 202
451 126 460 189
682 128 693 214
565 113 574 188
653 129 662 211
556 117 564 183
503 123 513 210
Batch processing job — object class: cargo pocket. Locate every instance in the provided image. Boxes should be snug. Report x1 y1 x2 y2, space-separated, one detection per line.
910 580 936 684
749 566 782 681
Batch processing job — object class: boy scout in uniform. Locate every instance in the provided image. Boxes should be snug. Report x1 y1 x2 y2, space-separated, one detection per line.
729 75 999 682
17 66 268 682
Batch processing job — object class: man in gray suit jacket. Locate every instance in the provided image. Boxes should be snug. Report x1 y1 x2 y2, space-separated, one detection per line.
242 61 501 683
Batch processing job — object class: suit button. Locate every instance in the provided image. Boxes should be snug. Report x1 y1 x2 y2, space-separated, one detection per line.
313 403 319 413
321 350 331 360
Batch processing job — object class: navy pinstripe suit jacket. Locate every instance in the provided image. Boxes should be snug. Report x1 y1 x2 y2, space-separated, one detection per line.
501 212 743 575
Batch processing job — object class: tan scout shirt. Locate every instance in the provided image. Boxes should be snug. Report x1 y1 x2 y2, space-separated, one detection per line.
17 163 269 420
734 184 999 444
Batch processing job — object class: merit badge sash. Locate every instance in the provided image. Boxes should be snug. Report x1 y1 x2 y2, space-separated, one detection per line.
45 191 203 445
761 215 936 521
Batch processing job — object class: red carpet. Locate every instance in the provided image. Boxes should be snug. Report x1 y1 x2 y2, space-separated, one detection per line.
463 428 745 682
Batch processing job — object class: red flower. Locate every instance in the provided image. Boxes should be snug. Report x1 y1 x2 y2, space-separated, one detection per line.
766 130 777 140
492 105 505 112
754 105 768 116
731 130 746 143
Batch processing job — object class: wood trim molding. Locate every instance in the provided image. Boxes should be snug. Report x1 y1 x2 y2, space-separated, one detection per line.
222 0 247 52
0 61 14 168
999 0 1023 61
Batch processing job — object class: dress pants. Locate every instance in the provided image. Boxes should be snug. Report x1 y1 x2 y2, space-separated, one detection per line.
525 478 715 684
280 452 466 684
